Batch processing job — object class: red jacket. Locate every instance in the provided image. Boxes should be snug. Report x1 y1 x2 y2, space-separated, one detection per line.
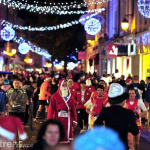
86 85 95 92
76 90 91 109
69 87 77 100
39 81 51 100
47 80 77 143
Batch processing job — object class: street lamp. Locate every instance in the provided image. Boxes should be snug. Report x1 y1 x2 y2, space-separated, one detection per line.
121 17 129 31
12 49 17 54
28 59 33 63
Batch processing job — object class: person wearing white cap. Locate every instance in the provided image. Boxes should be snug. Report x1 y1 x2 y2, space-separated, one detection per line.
95 83 139 150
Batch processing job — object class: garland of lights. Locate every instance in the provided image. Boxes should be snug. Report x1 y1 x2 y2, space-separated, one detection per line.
1 10 104 31
137 0 150 18
13 36 51 59
0 0 110 14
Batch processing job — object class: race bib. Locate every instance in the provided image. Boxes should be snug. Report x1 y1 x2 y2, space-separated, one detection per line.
58 110 68 117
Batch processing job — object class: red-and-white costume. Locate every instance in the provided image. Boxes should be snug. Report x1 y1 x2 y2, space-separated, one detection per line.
86 85 95 93
75 90 92 109
85 96 108 128
69 87 77 100
125 98 147 131
47 80 77 143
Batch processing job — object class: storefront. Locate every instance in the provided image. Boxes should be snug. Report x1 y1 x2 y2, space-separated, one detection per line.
136 32 150 80
107 42 135 78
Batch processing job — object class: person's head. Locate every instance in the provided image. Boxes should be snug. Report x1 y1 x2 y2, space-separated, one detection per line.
37 119 65 148
108 83 128 106
133 75 139 83
128 89 136 100
73 127 125 150
31 82 37 89
96 85 104 98
30 75 36 83
68 79 73 88
115 69 119 73
146 77 150 84
40 74 45 80
13 79 20 89
45 76 52 83
112 77 116 82
0 74 4 86
80 80 86 90
120 75 125 81
86 79 92 86
61 80 68 97
99 80 105 86
140 80 145 85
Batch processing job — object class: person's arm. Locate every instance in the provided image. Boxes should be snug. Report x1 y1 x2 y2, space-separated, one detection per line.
94 108 105 126
128 110 139 136
0 96 5 114
42 82 52 97
47 95 56 119
138 100 147 118
71 97 78 127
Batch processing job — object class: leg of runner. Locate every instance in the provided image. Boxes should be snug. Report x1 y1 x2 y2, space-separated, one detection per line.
128 132 134 150
134 133 140 150
34 105 42 123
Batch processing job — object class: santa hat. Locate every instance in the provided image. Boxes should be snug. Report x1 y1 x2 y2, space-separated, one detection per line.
44 75 51 81
0 116 27 141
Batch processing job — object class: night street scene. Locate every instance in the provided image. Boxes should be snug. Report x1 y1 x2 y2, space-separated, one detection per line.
1 0 150 150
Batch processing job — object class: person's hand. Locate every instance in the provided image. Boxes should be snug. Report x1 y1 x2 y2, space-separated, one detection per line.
73 122 78 128
10 101 14 106
90 111 96 116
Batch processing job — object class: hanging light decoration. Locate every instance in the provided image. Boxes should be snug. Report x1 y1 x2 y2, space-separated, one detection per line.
121 17 129 30
137 0 150 18
0 0 110 14
84 18 101 35
13 36 51 60
1 26 15 41
18 42 30 54
1 9 104 31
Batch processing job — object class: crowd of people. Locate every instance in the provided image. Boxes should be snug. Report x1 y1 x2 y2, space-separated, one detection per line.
0 69 150 150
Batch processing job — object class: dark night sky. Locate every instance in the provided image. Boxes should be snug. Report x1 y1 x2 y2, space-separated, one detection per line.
17 0 86 61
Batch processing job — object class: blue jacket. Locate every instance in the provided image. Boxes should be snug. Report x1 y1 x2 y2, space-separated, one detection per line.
0 93 5 113
145 83 150 102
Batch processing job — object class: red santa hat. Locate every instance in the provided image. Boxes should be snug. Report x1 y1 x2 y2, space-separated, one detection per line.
44 75 51 81
0 116 27 141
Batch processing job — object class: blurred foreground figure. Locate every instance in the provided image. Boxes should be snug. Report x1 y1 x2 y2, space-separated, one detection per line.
73 127 125 150
29 119 65 150
0 116 27 150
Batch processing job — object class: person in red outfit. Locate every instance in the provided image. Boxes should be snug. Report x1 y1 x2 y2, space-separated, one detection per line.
85 85 108 129
47 80 77 143
75 80 91 133
86 79 95 92
68 79 77 100
125 89 147 150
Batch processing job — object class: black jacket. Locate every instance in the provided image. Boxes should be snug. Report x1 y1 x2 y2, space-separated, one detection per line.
95 105 139 150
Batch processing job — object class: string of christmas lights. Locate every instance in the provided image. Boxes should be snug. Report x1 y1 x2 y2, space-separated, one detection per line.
13 36 51 59
1 9 104 31
0 0 110 14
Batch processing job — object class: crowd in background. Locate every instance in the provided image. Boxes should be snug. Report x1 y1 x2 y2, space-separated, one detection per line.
0 68 150 150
